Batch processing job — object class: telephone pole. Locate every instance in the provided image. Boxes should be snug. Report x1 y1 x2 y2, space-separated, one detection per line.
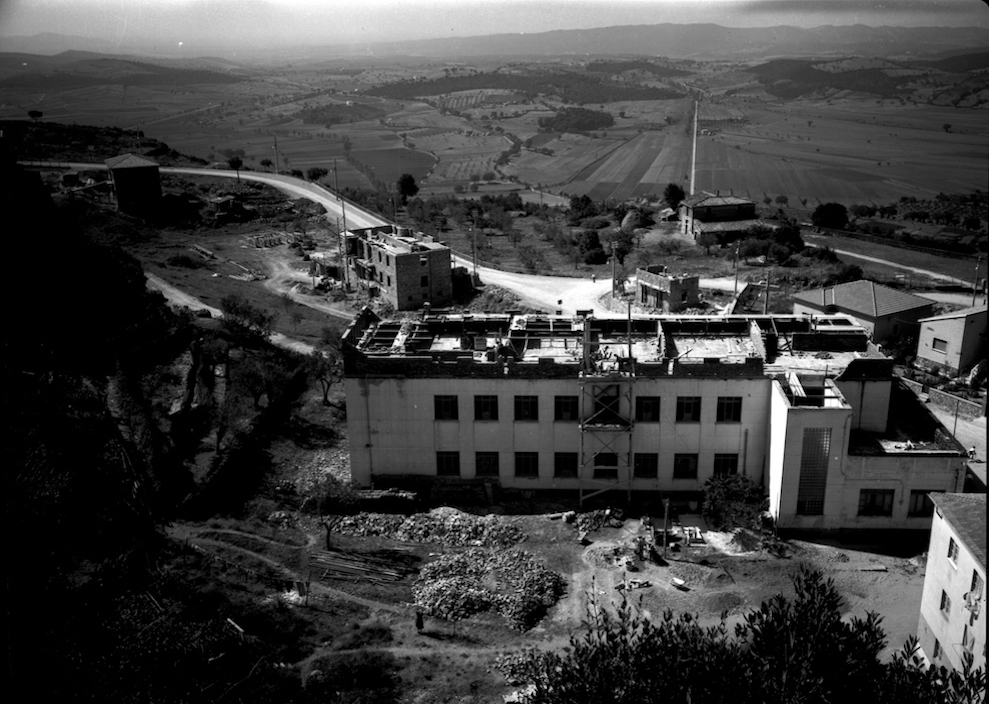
272 134 280 174
334 160 349 289
973 254 984 307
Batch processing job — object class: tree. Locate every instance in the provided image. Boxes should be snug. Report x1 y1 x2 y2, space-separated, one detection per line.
306 166 328 181
696 231 719 255
812 202 849 230
307 327 345 409
227 156 243 181
943 123 952 133
504 568 987 704
576 229 607 265
259 158 272 171
664 182 686 210
567 195 598 225
219 294 274 343
701 473 765 530
774 194 788 207
397 173 419 204
27 110 43 123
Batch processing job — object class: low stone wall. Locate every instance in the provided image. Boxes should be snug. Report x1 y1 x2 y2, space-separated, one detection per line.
927 387 985 419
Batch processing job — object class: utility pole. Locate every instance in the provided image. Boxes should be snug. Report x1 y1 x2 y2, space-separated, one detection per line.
471 211 478 279
611 242 617 298
973 254 984 307
334 159 349 289
273 134 280 174
763 269 771 314
663 498 670 559
733 241 740 297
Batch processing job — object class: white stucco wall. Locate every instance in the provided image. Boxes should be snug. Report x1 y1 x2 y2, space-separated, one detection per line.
918 510 986 672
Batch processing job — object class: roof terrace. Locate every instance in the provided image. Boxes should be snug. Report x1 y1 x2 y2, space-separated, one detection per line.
343 310 884 379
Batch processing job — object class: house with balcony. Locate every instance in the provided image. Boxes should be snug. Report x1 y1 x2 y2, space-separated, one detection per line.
917 492 985 671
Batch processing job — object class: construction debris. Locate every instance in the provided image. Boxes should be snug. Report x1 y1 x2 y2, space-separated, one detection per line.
334 507 525 548
413 548 566 631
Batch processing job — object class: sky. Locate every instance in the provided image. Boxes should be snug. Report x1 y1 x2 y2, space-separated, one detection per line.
1 0 987 51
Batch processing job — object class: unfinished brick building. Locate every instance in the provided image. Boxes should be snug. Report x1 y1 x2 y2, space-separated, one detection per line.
344 225 453 311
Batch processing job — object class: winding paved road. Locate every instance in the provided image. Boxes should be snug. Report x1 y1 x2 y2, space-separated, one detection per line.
33 162 981 315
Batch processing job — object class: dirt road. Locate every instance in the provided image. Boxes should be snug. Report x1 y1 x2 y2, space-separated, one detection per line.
146 272 316 355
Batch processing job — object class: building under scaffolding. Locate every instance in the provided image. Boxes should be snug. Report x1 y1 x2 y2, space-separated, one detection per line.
342 310 966 530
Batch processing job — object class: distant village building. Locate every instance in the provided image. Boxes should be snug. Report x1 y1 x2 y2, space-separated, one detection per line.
344 225 453 311
104 153 161 216
917 492 985 672
791 280 937 344
635 265 700 312
915 305 988 377
678 192 764 243
342 310 966 528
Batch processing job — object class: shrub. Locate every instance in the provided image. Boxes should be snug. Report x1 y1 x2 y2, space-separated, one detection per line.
701 474 766 530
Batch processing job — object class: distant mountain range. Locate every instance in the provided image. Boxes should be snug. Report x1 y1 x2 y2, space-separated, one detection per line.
2 24 988 62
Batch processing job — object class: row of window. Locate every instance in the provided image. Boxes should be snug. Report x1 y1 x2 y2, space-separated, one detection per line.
932 566 984 660
434 394 744 423
857 489 938 517
435 451 740 479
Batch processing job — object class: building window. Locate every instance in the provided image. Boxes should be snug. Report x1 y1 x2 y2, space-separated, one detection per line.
932 338 948 353
554 396 579 421
436 451 460 477
593 452 618 479
434 395 458 420
858 489 895 516
940 590 952 618
673 454 699 479
475 452 499 477
948 537 960 564
972 571 985 599
554 453 578 478
933 639 942 660
387 275 391 287
635 397 661 422
907 491 935 517
716 397 742 422
474 395 499 421
514 396 539 421
421 275 429 288
713 453 739 476
676 396 702 422
633 454 659 478
796 428 831 516
515 452 539 478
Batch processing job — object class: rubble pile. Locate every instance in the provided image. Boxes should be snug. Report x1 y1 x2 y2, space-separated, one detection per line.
573 508 624 534
334 507 525 548
413 548 566 631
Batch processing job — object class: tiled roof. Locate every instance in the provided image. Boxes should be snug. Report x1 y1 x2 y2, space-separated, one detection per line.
697 219 771 233
918 305 988 323
792 280 935 318
105 153 159 169
682 193 753 208
930 492 986 571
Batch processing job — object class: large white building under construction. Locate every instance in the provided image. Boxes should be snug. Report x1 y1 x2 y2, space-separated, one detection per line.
342 310 967 530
